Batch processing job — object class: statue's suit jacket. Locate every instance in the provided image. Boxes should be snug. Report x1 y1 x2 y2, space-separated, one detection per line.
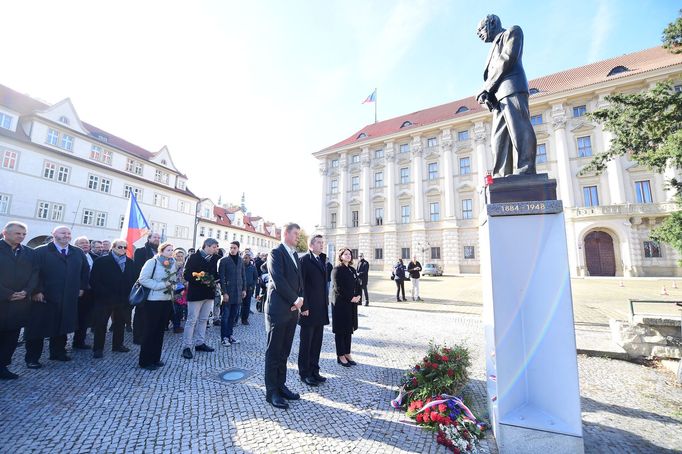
482 25 529 101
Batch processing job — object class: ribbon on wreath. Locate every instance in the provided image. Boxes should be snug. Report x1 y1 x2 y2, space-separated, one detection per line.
413 394 487 431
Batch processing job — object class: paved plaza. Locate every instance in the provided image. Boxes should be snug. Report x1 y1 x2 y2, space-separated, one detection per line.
1 274 681 453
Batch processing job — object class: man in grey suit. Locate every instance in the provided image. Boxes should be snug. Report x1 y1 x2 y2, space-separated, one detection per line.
264 223 304 409
476 14 536 177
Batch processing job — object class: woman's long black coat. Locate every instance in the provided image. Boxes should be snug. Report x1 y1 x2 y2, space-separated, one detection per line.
331 264 360 335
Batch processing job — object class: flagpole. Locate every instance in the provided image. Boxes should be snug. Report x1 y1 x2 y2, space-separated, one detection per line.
374 87 378 124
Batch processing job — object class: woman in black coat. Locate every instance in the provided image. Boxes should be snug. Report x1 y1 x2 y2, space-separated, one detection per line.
89 239 138 358
331 248 362 367
392 258 407 302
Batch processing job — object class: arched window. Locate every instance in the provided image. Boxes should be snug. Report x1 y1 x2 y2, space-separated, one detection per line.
400 120 412 128
58 116 70 125
455 106 469 114
529 88 540 95
357 132 367 139
607 65 629 77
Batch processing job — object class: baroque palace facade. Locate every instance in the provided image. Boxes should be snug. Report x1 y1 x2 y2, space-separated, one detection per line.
0 84 279 251
314 47 682 277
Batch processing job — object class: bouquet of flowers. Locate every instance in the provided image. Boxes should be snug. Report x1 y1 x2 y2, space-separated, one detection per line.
160 259 177 296
192 271 217 288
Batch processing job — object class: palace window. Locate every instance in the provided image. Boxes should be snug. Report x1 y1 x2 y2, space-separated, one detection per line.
351 176 360 191
573 105 587 117
60 134 74 151
331 159 339 168
153 193 169 208
635 180 653 203
330 179 338 194
427 137 437 148
47 128 59 146
374 171 384 187
124 185 143 200
0 194 10 214
399 143 410 153
583 186 599 207
375 207 384 226
536 143 547 164
428 162 439 180
154 169 170 184
401 248 411 260
457 130 469 141
577 136 592 157
401 205 410 224
459 157 471 175
431 247 441 259
351 154 360 164
464 246 475 259
330 212 337 229
95 212 107 227
352 210 359 227
530 114 543 125
82 209 94 225
430 202 440 222
374 248 383 260
374 149 384 159
126 159 143 175
462 199 473 219
400 167 409 184
643 241 661 258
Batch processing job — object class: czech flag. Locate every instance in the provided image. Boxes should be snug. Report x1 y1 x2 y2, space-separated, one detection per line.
362 89 376 104
121 193 150 258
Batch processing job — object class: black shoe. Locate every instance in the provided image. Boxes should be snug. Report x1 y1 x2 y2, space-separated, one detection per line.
113 345 130 353
241 319 250 325
155 361 165 367
0 366 18 380
72 343 92 350
417 297 423 301
337 358 351 368
182 348 193 359
347 359 357 366
139 364 158 371
312 373 327 383
213 319 221 326
195 344 214 352
266 393 289 409
49 354 72 362
364 302 369 306
396 298 401 302
301 376 319 386
279 386 300 400
402 298 408 302
93 350 103 359
26 361 42 369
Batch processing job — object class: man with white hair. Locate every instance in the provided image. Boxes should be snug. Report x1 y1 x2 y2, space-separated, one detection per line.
24 226 89 368
0 222 38 379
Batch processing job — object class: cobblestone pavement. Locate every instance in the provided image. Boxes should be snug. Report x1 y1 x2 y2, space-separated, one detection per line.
1 292 681 453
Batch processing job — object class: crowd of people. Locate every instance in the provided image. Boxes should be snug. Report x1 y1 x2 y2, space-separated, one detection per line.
0 220 375 411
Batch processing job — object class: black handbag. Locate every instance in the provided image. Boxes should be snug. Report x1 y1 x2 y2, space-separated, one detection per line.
129 260 157 306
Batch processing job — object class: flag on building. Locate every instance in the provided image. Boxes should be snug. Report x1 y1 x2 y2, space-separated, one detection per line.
121 193 150 258
362 89 377 104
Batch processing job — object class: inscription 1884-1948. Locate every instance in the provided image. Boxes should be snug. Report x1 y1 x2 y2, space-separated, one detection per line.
487 200 563 217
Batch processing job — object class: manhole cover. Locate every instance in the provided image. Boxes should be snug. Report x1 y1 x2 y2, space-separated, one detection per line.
218 367 253 384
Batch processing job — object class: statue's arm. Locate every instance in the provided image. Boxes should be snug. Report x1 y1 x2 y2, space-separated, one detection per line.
483 26 523 94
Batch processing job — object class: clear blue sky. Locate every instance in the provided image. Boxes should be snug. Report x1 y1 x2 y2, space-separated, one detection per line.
2 0 679 233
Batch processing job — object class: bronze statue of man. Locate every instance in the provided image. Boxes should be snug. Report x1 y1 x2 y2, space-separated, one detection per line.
476 14 537 177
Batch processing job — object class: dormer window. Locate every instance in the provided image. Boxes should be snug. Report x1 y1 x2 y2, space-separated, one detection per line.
529 88 540 95
161 159 167 165
357 132 367 139
607 65 629 77
95 133 108 143
0 112 13 130
177 180 186 190
58 116 70 125
400 120 413 128
455 106 469 114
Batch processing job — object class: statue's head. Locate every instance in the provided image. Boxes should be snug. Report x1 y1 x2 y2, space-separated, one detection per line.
476 14 502 43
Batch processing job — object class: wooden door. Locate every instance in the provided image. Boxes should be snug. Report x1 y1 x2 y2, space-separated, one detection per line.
584 231 616 276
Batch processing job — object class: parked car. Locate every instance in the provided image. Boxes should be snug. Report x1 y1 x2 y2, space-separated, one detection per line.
422 263 443 276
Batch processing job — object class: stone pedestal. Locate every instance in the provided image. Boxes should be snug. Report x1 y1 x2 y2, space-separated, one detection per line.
480 175 584 453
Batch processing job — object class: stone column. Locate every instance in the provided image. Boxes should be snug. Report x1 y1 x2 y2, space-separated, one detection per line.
361 148 371 225
551 104 575 207
319 163 328 229
385 142 397 224
338 155 348 228
411 137 424 221
474 122 489 190
441 129 456 219
604 131 626 204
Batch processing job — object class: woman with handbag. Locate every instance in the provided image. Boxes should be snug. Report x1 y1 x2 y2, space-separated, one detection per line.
136 242 177 371
392 259 407 302
331 248 362 367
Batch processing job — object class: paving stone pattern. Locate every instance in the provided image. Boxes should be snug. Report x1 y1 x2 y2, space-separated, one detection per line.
0 298 680 453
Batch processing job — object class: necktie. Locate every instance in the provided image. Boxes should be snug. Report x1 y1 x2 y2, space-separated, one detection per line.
61 248 67 256
14 247 21 257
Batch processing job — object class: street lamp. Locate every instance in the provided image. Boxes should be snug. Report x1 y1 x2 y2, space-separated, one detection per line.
417 241 430 262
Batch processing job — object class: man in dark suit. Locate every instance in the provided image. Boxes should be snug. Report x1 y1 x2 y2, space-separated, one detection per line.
90 239 137 359
476 14 536 176
132 232 160 344
72 236 97 349
298 234 329 387
0 222 38 379
25 226 89 368
357 253 370 306
218 241 246 346
264 223 304 409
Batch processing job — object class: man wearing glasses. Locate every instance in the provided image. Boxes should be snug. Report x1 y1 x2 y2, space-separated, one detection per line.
90 239 137 359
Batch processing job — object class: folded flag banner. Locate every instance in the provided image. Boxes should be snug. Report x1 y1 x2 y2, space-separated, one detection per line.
121 193 150 258
362 89 377 104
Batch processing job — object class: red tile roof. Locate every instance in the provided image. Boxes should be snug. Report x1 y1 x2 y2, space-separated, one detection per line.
323 46 682 151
